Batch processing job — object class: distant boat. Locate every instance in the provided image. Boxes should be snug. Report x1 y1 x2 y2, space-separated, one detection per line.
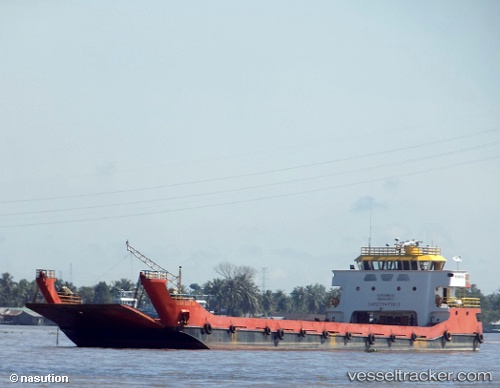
484 320 500 334
27 239 483 351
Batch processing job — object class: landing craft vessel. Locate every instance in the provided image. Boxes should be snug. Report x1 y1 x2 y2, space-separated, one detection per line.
26 239 483 351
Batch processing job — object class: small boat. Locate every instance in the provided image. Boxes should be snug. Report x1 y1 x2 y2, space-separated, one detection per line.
26 239 483 351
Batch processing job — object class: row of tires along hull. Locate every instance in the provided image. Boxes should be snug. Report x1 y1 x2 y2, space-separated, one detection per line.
62 326 483 350
197 323 483 349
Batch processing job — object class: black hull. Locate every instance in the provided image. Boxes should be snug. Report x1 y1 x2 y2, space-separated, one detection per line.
61 327 208 349
62 326 480 351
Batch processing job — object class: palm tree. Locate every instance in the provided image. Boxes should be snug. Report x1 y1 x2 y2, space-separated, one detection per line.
273 289 290 313
305 284 327 313
291 286 306 313
93 281 112 303
0 273 16 305
261 290 274 316
14 279 35 307
203 278 226 313
223 277 245 316
236 274 260 316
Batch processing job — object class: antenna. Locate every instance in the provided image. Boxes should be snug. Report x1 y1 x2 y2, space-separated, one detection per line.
452 256 462 270
368 196 373 247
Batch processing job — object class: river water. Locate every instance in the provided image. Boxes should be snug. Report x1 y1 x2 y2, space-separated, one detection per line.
0 326 497 387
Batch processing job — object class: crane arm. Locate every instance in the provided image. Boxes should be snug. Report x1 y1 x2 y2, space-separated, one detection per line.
126 240 168 272
126 241 181 291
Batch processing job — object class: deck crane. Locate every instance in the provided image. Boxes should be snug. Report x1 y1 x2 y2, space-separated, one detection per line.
126 241 182 293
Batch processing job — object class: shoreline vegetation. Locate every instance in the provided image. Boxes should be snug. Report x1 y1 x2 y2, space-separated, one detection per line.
1 263 498 329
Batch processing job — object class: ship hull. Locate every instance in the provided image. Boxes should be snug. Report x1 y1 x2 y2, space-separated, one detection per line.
26 303 481 351
179 326 481 351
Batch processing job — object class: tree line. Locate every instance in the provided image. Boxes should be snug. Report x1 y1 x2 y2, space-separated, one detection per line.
1 264 499 328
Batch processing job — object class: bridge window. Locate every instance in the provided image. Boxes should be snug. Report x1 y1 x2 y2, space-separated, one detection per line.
419 261 430 270
364 274 377 281
363 261 372 270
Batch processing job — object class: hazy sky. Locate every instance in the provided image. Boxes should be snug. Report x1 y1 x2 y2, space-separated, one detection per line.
1 1 499 294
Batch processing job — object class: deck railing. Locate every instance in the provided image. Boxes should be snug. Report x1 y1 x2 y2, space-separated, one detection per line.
57 293 82 304
142 270 168 280
443 297 480 308
36 269 56 278
361 246 441 256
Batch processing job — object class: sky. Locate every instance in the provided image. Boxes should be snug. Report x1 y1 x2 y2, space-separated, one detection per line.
1 1 499 295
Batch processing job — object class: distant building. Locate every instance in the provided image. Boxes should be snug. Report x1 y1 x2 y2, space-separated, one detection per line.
0 307 47 325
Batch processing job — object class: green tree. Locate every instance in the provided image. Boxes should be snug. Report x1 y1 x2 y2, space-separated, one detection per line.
291 286 306 312
78 286 96 304
93 281 112 303
208 262 260 316
189 283 203 295
14 279 35 306
305 284 327 313
260 290 274 316
203 278 226 313
0 273 16 305
484 289 500 327
110 278 136 300
273 290 290 313
235 274 260 316
111 278 136 291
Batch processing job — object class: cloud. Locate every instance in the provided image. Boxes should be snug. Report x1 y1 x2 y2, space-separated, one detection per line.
350 196 386 213
383 178 400 192
239 244 264 258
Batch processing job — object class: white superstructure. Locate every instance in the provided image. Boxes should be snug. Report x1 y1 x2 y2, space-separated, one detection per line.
326 240 479 327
